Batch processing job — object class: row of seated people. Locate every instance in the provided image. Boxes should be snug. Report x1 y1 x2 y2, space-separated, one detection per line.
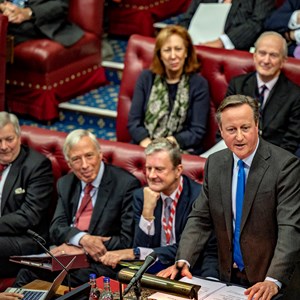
1 99 300 300
179 0 300 59
124 25 300 157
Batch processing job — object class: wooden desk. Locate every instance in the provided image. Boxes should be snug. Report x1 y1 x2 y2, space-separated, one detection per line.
23 279 69 296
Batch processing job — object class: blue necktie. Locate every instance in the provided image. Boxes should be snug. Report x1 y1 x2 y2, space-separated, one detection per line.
11 0 25 8
233 160 245 271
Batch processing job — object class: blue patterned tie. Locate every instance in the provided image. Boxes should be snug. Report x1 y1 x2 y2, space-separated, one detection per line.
11 0 25 8
233 160 245 271
258 85 268 113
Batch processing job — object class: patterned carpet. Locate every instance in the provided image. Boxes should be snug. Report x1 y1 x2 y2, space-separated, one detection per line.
18 38 128 141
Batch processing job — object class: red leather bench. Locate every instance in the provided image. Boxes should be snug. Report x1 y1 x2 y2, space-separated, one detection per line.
116 34 300 151
0 125 206 291
5 0 107 121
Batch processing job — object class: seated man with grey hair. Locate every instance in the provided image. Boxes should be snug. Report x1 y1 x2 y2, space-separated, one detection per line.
226 31 300 155
15 129 141 287
0 111 53 278
100 138 218 278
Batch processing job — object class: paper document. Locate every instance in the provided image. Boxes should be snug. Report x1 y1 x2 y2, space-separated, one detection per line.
148 277 247 300
188 4 231 44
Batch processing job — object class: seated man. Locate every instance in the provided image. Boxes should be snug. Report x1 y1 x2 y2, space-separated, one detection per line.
0 0 83 46
15 129 141 287
100 138 218 278
264 0 300 57
0 112 53 278
226 31 300 155
180 0 274 51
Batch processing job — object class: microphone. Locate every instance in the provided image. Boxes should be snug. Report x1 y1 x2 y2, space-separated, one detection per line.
123 251 157 295
26 229 72 292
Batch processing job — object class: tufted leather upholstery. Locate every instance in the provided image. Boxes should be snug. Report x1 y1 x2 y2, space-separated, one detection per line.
107 0 191 37
116 34 300 151
0 14 8 111
5 0 106 121
20 125 206 186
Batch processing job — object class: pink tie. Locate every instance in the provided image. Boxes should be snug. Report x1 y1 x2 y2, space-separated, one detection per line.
0 164 8 181
75 183 94 231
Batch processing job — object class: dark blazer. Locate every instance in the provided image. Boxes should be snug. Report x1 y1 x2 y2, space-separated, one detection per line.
133 175 219 278
264 0 300 56
7 0 84 46
226 72 300 154
128 70 210 154
50 163 141 251
176 139 300 287
0 145 53 254
180 0 275 50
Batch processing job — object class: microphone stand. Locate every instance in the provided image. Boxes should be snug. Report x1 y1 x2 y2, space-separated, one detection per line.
133 279 142 300
31 236 72 292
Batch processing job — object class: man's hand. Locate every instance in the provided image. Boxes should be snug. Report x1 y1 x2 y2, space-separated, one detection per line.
201 39 224 49
0 292 24 299
157 261 192 280
79 234 111 261
139 137 152 148
142 187 160 220
50 243 85 256
1 2 32 23
100 249 134 268
244 280 279 300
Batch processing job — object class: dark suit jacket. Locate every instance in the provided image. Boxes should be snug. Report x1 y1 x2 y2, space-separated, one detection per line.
50 163 141 251
133 175 219 278
264 0 300 56
176 139 300 287
226 72 300 154
180 0 275 50
0 145 53 254
7 0 84 46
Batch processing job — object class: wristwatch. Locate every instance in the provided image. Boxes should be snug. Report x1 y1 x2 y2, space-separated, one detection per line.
133 247 140 260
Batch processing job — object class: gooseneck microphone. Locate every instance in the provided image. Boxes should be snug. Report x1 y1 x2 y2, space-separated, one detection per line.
26 229 72 292
123 251 157 296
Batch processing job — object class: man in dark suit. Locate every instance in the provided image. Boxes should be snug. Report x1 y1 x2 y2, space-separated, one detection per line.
159 95 300 299
180 0 275 50
15 129 140 286
264 0 300 57
226 31 300 155
43 129 140 286
100 138 218 277
0 112 53 278
0 0 83 46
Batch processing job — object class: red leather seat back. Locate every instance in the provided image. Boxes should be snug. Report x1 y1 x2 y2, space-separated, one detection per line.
20 126 206 187
69 0 103 37
0 15 8 111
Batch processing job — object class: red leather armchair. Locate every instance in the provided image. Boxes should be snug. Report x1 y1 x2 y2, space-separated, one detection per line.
5 0 107 121
0 14 8 111
116 34 300 151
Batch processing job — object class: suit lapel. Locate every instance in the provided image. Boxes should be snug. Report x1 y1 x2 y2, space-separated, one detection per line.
262 74 287 128
220 152 234 243
224 0 239 31
1 147 26 213
240 140 270 232
88 166 112 233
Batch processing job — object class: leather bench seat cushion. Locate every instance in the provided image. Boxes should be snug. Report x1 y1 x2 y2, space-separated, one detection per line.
12 32 99 73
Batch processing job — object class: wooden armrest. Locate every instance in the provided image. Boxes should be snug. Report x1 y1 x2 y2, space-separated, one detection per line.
6 35 14 63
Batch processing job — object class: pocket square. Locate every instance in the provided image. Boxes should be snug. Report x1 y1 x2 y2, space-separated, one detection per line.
15 187 26 194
